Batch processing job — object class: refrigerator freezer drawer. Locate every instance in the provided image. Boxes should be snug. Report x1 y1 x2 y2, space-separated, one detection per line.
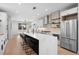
69 39 77 52
64 39 70 50
60 37 70 50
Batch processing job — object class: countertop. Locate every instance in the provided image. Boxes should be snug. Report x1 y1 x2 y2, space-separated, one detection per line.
23 32 57 40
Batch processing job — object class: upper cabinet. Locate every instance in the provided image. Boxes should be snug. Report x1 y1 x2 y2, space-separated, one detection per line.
48 10 60 28
60 7 78 17
51 10 60 20
49 10 60 23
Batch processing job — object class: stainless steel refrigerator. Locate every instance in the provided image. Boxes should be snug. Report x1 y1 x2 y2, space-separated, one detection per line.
60 19 78 53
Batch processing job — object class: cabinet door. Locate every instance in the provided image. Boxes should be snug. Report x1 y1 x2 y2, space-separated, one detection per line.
51 11 60 19
60 22 64 37
60 37 65 48
69 39 77 52
60 37 70 50
64 39 70 49
70 20 77 40
60 21 66 37
66 21 70 38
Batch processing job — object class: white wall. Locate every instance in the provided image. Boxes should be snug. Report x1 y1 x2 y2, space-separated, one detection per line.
11 21 27 36
11 21 18 36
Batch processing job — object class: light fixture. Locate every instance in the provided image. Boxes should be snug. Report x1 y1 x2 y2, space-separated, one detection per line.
33 6 36 10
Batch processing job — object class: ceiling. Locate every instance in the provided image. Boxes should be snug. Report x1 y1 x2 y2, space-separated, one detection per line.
0 3 77 21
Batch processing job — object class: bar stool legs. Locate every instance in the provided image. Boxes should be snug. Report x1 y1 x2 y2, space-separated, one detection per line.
21 39 37 55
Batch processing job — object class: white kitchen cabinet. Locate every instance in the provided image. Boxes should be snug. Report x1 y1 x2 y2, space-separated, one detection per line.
51 10 60 19
48 11 60 28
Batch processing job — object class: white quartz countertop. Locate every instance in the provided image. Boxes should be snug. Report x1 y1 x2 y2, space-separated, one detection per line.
23 32 57 40
23 32 58 55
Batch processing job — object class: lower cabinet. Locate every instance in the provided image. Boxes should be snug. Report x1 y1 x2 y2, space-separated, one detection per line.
69 40 77 52
60 37 77 53
60 37 65 48
64 39 70 50
26 36 39 55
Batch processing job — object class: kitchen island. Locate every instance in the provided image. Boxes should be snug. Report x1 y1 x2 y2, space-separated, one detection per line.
21 32 58 55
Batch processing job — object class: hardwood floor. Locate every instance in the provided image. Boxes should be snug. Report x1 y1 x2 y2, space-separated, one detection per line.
4 35 26 55
58 47 77 55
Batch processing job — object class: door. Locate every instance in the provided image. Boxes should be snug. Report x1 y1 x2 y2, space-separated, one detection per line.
60 21 66 38
66 21 70 38
60 37 65 48
70 20 77 40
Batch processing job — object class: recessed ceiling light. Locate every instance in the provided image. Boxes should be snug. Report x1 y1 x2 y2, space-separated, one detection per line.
37 14 40 16
45 9 48 11
18 3 22 5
